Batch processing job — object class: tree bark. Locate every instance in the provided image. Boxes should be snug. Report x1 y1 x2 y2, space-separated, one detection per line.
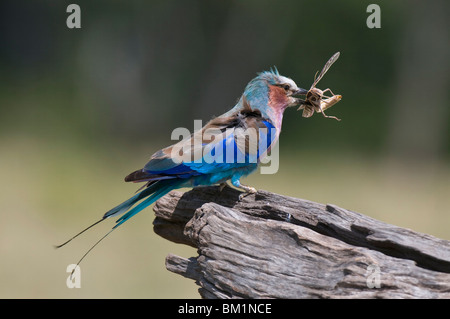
153 185 450 299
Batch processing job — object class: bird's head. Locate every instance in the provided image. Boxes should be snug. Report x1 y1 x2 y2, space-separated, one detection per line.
241 67 308 118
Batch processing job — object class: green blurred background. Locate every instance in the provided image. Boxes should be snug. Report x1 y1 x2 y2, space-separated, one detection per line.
1 0 449 298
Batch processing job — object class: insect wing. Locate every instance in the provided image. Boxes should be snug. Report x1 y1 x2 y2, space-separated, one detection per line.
312 52 340 87
302 106 315 118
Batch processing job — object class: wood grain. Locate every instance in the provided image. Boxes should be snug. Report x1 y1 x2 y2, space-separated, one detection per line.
153 186 450 298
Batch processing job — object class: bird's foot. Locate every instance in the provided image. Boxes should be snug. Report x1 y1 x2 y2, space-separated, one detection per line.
238 185 257 201
219 182 230 192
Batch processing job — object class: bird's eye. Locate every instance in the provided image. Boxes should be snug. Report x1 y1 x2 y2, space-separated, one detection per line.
283 85 290 91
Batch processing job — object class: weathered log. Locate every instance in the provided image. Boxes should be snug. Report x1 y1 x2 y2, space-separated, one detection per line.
153 185 450 298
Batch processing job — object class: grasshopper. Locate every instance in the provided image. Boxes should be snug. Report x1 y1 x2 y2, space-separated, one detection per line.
298 52 342 121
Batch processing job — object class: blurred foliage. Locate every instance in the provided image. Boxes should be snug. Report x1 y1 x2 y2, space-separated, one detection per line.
3 0 449 156
1 0 449 298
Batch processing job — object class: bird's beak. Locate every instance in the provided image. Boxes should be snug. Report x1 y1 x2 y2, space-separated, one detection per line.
293 88 309 96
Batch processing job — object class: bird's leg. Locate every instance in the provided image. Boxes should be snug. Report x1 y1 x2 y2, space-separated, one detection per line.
219 182 230 192
231 178 257 200
238 186 257 200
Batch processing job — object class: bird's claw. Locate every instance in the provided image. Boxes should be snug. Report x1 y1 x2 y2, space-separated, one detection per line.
219 182 229 192
238 187 257 201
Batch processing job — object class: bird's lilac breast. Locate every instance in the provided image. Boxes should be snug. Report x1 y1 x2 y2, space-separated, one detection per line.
268 85 289 130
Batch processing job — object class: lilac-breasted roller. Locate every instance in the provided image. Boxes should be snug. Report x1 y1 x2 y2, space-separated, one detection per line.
57 68 308 266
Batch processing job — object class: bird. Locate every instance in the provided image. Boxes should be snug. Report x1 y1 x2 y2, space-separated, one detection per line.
57 67 308 268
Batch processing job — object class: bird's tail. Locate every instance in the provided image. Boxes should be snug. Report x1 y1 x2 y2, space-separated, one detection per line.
111 179 182 229
56 179 182 271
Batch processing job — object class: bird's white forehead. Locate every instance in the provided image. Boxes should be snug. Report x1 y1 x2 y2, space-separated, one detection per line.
278 76 298 89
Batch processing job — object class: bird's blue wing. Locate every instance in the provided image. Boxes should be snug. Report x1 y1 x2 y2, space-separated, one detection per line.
125 109 278 183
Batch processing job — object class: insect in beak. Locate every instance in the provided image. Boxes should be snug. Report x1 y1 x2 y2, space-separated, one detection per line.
297 52 342 120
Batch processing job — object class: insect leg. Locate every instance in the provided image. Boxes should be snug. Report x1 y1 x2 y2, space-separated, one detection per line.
321 88 336 96
318 103 341 121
